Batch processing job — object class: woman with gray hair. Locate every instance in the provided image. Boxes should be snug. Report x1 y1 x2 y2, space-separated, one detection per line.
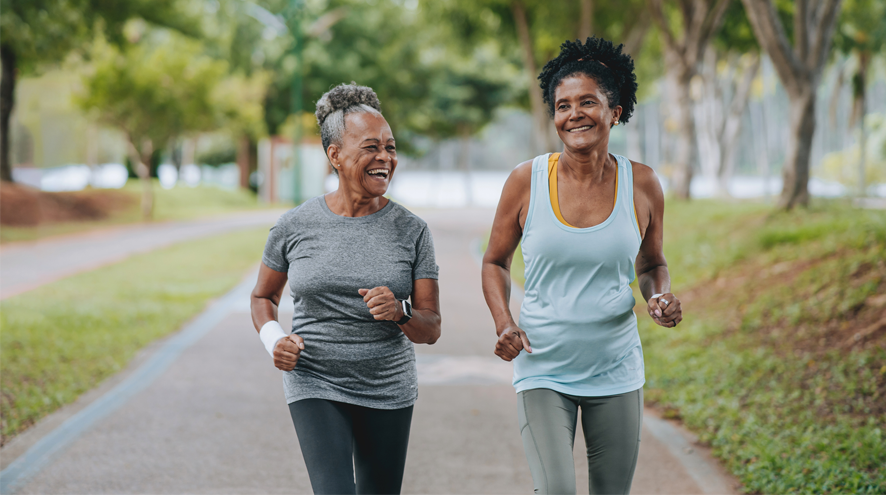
250 82 441 495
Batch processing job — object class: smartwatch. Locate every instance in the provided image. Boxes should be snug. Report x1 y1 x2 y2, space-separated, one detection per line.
396 299 413 325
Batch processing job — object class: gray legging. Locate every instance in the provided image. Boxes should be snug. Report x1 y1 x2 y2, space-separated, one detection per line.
517 388 643 495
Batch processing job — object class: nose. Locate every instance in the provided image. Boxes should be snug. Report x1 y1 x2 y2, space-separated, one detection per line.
376 148 391 163
569 106 582 121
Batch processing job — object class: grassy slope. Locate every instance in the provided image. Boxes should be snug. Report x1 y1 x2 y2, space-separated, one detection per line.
0 181 268 243
0 227 269 443
640 200 885 494
501 200 885 493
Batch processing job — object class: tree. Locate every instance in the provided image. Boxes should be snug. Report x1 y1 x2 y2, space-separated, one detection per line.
693 2 761 197
78 35 227 219
0 0 195 182
833 0 886 195
740 0 843 209
648 0 731 200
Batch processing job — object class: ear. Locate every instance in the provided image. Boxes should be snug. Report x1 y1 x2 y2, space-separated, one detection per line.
611 105 623 126
326 144 341 169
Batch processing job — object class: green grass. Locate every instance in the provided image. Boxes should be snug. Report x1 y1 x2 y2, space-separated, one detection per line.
644 200 886 493
0 227 270 443
1 180 273 243
489 199 886 493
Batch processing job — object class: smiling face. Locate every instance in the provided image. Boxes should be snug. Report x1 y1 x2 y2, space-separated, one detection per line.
327 111 397 199
553 73 622 152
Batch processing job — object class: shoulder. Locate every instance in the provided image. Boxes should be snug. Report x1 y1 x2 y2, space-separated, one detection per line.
501 158 536 197
629 160 664 198
273 196 321 229
388 201 430 231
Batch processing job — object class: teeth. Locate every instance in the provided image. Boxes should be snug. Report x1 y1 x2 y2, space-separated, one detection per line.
568 125 592 133
367 169 388 177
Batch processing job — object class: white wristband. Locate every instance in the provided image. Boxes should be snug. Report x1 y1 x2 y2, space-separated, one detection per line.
259 320 289 357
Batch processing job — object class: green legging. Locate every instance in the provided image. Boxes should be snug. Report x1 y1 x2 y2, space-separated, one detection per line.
517 388 643 495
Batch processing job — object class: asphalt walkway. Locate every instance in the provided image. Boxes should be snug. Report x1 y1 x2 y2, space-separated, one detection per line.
0 207 739 494
0 209 287 300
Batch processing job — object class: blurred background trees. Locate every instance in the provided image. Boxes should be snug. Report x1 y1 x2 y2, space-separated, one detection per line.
1 0 885 211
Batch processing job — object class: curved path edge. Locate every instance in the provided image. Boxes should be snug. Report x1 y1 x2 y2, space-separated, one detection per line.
0 272 257 493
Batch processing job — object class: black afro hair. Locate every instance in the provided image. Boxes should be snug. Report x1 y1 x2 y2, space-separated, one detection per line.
538 37 638 124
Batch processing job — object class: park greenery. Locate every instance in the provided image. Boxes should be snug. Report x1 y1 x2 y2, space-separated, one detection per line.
2 0 884 210
0 227 270 444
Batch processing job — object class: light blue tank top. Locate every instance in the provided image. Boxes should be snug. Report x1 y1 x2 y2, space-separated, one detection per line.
514 153 645 397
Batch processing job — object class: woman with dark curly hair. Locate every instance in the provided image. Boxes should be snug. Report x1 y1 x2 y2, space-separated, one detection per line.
250 82 441 495
482 37 683 494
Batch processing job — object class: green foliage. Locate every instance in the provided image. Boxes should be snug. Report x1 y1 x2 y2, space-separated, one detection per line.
0 227 269 441
0 0 198 74
78 34 228 150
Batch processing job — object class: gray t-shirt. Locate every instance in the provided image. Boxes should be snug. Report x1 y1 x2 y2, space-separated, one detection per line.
262 196 438 409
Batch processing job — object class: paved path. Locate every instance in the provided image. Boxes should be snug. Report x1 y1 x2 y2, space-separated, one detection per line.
0 208 739 494
0 209 287 300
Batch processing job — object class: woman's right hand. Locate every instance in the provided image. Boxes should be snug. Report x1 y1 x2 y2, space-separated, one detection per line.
273 334 305 371
494 326 532 362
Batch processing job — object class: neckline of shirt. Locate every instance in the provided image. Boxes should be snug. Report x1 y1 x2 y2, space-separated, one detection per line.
318 195 396 222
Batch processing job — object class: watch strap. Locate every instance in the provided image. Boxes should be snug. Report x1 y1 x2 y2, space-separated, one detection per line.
395 299 412 325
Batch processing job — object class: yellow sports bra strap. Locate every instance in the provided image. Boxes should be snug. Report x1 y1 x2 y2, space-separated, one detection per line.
549 153 619 228
548 153 576 228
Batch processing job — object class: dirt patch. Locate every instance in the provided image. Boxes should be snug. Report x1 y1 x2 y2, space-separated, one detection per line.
0 182 135 227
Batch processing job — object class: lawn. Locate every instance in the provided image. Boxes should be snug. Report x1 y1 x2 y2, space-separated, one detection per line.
492 199 886 493
0 180 272 243
639 200 885 494
0 227 270 444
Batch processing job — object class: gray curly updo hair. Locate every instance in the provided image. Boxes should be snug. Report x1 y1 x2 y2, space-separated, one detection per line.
315 82 383 160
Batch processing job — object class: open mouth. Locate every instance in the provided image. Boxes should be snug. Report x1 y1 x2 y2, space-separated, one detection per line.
567 125 593 133
367 168 390 179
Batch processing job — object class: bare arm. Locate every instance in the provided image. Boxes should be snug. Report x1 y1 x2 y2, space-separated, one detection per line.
251 263 287 331
250 263 304 370
360 278 441 344
632 163 683 327
482 161 533 360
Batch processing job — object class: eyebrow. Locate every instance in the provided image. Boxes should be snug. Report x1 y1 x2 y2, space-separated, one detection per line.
555 93 598 104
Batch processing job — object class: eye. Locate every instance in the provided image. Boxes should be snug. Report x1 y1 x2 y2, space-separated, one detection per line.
386 145 396 152
582 100 594 106
364 145 378 150
557 104 568 111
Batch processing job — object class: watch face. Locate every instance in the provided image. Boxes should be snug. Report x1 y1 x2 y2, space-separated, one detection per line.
403 299 413 318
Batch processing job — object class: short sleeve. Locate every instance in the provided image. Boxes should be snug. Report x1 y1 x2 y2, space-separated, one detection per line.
413 225 439 280
262 221 291 273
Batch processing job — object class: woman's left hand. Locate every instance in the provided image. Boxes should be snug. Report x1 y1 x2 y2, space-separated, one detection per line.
648 293 682 328
359 286 403 321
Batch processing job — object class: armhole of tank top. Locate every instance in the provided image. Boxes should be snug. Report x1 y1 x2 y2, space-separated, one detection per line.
622 155 643 245
522 154 543 237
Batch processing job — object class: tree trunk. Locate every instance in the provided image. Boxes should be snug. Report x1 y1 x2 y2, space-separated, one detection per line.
779 90 815 209
512 0 552 155
127 137 154 219
237 134 251 189
670 68 696 200
718 54 760 196
853 52 868 196
1 43 16 182
749 99 770 198
580 0 594 39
